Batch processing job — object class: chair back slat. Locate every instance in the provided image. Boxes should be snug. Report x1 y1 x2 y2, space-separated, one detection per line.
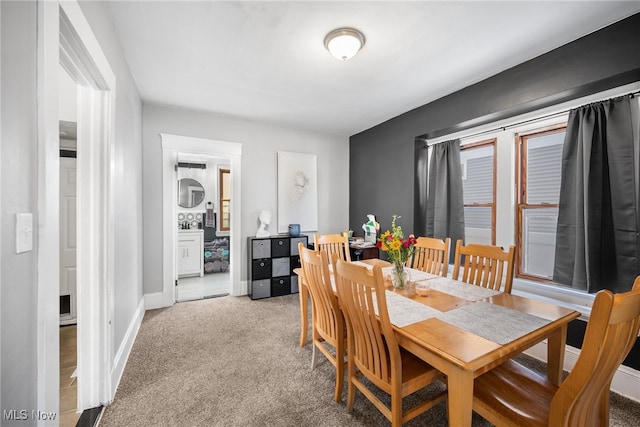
452 240 515 293
407 237 450 277
550 277 640 424
314 233 351 262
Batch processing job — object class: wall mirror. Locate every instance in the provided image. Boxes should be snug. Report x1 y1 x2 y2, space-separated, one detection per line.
177 178 205 208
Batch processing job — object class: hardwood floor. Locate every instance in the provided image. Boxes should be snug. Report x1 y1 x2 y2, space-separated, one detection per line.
60 325 80 427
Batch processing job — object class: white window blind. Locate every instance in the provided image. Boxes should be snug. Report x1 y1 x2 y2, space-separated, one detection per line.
461 145 494 244
526 133 564 204
521 130 565 279
463 156 493 203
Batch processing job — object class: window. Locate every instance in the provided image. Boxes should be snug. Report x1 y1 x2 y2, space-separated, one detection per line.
219 168 231 232
426 84 639 298
461 139 496 245
516 125 565 281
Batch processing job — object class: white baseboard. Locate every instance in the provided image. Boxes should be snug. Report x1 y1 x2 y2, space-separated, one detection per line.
110 298 145 399
233 280 249 296
144 291 166 310
525 342 640 403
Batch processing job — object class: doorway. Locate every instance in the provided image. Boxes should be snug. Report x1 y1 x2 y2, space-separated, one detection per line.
38 0 117 415
59 117 79 425
175 154 232 302
59 152 77 323
161 134 243 306
59 63 79 425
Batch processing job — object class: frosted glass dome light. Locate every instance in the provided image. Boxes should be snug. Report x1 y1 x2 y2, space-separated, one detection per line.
324 28 365 61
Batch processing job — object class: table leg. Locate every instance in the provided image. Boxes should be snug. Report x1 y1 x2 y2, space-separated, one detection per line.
298 279 309 347
447 367 474 427
546 324 568 385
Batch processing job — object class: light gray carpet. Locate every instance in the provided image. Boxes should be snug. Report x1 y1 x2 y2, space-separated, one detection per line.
99 294 640 426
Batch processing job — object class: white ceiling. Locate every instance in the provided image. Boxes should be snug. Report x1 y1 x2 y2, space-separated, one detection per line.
105 1 640 137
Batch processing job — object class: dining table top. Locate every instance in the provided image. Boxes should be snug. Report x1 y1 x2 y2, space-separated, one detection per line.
294 258 580 426
350 260 579 368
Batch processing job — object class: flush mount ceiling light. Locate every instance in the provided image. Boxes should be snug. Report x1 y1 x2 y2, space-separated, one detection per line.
324 27 365 61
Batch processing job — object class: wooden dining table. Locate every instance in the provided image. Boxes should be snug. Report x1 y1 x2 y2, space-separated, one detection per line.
294 261 580 427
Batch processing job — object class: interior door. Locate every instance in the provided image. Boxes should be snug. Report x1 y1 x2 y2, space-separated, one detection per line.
60 156 77 324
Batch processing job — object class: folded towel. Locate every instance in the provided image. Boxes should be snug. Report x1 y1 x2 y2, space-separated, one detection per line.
205 207 214 228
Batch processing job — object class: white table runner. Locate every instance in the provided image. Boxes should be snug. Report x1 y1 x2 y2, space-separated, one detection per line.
373 291 441 327
435 301 550 345
380 266 439 283
423 277 501 301
339 282 551 344
326 261 546 341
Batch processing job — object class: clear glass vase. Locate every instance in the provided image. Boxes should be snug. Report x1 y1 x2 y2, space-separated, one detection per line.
391 262 408 289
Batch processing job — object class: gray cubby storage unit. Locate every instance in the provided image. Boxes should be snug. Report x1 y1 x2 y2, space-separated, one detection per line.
248 235 308 300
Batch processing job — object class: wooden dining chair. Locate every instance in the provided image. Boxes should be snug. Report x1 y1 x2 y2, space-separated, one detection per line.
451 239 516 293
314 233 351 262
298 243 346 402
473 276 640 427
407 236 451 277
298 233 350 348
333 257 447 426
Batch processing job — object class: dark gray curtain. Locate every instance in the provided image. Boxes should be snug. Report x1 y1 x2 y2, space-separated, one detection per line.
426 139 465 261
553 95 638 293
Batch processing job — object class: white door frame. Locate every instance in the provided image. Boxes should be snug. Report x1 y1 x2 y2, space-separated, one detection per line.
38 0 116 416
161 134 243 305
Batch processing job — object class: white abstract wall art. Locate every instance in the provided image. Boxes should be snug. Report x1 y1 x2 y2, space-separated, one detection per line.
277 151 318 233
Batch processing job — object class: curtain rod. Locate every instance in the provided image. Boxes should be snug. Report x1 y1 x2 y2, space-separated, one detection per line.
424 90 639 147
456 111 568 143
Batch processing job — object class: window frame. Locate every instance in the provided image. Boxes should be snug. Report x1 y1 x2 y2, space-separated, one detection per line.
218 168 231 232
461 138 497 245
515 124 567 282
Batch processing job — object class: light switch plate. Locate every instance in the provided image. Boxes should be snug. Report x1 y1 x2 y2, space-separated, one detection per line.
16 213 33 254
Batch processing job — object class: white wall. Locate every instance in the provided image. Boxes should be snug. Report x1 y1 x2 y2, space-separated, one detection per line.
58 65 77 123
1 1 39 417
143 105 350 294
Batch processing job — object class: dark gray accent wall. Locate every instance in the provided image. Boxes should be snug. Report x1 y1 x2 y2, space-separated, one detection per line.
349 12 640 237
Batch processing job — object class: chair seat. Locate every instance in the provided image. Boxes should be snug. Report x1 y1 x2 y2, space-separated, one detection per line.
399 348 444 394
474 359 558 427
